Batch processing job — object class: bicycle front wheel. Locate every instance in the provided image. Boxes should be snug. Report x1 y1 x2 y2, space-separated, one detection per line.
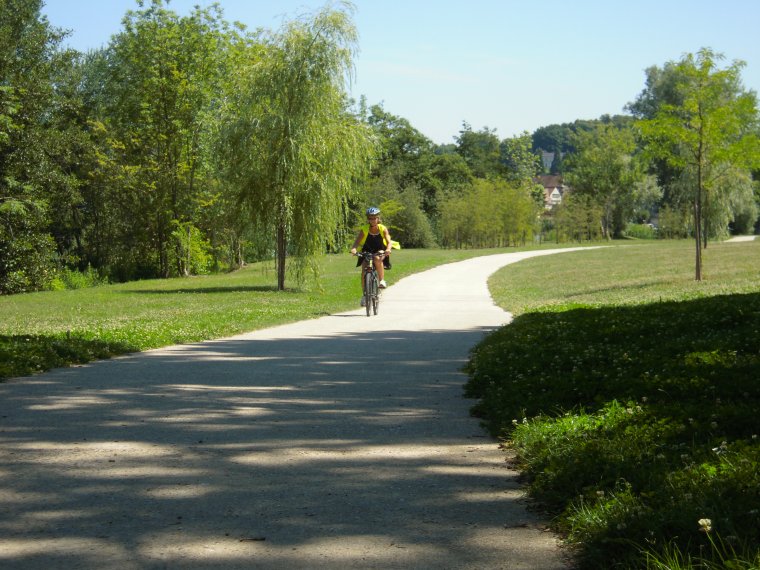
364 271 373 317
371 272 379 315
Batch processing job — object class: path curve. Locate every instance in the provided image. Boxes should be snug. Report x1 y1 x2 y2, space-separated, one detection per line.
0 248 593 569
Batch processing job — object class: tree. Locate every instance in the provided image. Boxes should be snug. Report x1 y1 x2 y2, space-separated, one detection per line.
217 3 375 290
564 124 650 239
500 131 541 183
455 122 502 178
554 192 604 242
364 103 443 220
102 0 230 278
0 0 74 293
636 48 760 280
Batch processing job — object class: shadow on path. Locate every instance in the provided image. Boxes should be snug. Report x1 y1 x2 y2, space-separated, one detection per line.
0 327 564 569
1 248 591 569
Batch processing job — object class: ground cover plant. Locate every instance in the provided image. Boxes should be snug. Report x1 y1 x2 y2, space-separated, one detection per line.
1 245 578 380
467 239 760 569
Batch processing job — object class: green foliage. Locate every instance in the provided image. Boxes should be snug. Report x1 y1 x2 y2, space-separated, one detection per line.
531 115 635 157
0 197 55 294
455 122 503 178
625 223 658 239
360 169 437 248
466 240 760 569
552 192 604 242
0 333 134 378
564 124 653 239
500 131 541 183
48 265 108 290
169 221 212 276
102 1 231 279
438 178 539 248
0 0 74 294
657 203 692 239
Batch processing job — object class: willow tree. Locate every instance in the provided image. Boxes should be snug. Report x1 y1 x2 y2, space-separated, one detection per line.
218 3 375 290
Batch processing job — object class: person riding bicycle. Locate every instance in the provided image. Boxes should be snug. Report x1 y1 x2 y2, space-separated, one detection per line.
350 207 393 306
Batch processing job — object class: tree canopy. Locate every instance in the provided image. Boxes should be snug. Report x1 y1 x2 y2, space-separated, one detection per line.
1 1 758 297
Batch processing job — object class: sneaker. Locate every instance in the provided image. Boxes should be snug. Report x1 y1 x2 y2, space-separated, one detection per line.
360 296 366 307
379 279 387 288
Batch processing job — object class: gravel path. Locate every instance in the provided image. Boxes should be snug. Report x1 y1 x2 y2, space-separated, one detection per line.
0 249 592 569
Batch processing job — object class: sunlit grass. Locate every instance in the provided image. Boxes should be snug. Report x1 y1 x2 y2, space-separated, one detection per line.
489 240 760 315
0 246 529 379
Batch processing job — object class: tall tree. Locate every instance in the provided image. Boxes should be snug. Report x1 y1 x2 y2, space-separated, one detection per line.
103 0 229 278
0 0 74 293
217 3 375 290
636 48 760 280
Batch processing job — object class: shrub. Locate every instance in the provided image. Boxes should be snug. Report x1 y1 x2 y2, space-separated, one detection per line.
49 266 108 290
625 223 658 239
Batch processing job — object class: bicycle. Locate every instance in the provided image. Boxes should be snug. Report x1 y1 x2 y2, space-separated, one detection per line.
355 251 383 316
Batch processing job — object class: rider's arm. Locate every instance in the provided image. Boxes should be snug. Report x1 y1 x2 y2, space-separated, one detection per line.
383 228 392 254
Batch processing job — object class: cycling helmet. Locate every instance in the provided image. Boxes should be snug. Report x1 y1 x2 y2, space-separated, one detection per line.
366 207 381 216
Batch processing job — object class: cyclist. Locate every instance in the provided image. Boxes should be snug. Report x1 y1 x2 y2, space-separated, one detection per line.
350 207 393 306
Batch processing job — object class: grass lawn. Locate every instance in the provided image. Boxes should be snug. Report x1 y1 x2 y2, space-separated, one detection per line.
467 239 760 569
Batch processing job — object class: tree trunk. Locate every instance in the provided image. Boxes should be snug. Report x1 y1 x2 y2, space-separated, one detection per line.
702 190 709 249
695 135 704 280
276 222 286 291
694 193 703 281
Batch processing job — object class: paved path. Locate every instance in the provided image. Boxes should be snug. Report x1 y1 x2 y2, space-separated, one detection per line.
0 249 591 569
725 235 757 242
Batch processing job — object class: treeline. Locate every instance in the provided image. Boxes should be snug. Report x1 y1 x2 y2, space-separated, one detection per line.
2 1 759 294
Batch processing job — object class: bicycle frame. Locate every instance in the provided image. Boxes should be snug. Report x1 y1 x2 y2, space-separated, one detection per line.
357 251 382 316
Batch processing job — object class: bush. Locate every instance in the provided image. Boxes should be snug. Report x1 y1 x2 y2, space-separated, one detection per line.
625 223 658 239
49 266 108 290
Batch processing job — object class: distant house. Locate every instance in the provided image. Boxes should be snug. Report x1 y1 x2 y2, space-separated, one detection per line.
534 174 569 210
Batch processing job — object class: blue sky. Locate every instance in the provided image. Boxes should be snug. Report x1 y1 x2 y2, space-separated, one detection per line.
42 0 760 145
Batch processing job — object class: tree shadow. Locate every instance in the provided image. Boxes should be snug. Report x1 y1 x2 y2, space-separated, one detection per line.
0 334 138 382
0 327 556 569
123 285 283 294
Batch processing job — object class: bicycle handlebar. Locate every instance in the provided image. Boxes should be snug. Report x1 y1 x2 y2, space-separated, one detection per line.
353 251 385 260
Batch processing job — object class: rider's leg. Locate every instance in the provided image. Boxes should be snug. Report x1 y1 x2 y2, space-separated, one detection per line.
361 261 369 291
374 256 384 281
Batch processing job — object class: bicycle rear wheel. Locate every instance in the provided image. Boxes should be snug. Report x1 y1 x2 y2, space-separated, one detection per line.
364 271 373 317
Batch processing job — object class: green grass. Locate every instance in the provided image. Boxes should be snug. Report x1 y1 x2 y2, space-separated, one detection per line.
1 246 553 380
466 239 760 569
